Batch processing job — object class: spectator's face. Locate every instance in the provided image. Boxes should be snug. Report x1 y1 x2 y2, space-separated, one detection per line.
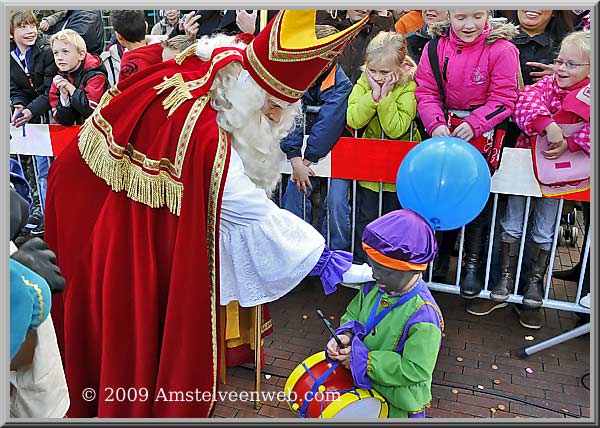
260 97 285 124
347 10 371 22
449 10 488 43
554 44 590 89
421 10 448 25
517 10 553 35
52 40 85 72
165 10 180 22
12 23 38 48
367 56 401 86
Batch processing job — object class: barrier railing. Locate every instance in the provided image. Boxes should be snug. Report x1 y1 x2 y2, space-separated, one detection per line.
10 123 591 319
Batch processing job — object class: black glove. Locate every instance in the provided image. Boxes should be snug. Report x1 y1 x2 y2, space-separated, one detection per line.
11 238 66 294
10 187 29 241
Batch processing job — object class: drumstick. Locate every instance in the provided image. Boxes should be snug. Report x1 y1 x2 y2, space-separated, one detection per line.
316 309 346 350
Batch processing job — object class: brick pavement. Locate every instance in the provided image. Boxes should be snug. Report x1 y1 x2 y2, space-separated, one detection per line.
214 212 590 419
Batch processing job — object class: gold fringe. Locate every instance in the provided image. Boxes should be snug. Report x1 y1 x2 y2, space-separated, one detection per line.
154 73 193 117
78 119 183 216
175 44 197 65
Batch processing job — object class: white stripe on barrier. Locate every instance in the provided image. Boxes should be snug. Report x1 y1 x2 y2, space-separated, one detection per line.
10 124 53 157
11 124 548 199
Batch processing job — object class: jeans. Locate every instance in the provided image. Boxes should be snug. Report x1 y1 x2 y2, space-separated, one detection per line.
34 156 51 209
281 177 351 251
353 186 401 263
500 195 560 251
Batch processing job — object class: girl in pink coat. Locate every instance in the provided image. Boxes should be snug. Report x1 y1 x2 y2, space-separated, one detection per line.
493 31 590 329
414 10 520 300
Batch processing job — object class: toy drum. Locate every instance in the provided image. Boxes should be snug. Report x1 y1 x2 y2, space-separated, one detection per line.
284 351 388 418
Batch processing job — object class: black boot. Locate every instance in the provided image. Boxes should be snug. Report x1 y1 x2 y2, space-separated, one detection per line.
432 251 450 283
491 241 519 302
459 223 487 299
553 263 581 282
522 243 551 308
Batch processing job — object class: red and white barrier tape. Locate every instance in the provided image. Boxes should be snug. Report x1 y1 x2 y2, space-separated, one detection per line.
10 124 588 202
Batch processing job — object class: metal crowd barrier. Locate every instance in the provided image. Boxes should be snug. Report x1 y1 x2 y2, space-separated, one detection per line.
10 123 591 357
275 119 590 321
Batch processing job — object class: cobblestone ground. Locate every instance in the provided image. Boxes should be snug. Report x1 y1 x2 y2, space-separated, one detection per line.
214 210 590 419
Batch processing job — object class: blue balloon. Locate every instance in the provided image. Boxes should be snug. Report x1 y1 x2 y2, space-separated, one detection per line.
396 137 491 231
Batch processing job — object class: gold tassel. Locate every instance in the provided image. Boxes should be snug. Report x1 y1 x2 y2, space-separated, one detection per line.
78 119 183 216
175 44 197 65
154 73 193 117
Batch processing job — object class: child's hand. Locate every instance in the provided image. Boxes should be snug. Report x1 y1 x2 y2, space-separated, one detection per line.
431 125 451 137
39 18 50 32
53 75 69 95
11 105 24 125
290 157 314 194
380 72 399 99
365 70 381 101
543 139 568 159
12 107 32 127
340 355 351 369
326 334 352 359
452 122 474 141
544 122 564 146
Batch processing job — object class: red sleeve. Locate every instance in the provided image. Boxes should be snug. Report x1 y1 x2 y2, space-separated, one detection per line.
49 81 59 120
83 75 107 110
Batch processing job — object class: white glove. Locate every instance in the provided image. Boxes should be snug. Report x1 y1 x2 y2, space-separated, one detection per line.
341 263 375 284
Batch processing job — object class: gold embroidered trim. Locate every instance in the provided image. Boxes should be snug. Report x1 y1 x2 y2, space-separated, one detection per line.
268 12 363 62
78 95 210 215
408 400 432 414
155 50 243 116
154 73 193 117
78 119 184 215
21 276 45 328
246 43 304 100
175 95 210 172
185 50 244 92
175 43 197 65
206 127 229 416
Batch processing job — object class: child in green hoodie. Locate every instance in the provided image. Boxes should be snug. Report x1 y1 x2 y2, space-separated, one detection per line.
346 31 421 263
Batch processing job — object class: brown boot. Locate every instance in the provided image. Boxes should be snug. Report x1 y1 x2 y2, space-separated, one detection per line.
514 306 542 329
466 298 508 316
490 240 519 302
522 244 551 308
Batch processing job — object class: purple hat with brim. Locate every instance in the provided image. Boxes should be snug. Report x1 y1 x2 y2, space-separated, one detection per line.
362 209 438 268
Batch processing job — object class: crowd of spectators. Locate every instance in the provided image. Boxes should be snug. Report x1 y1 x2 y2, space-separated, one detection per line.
9 12 591 417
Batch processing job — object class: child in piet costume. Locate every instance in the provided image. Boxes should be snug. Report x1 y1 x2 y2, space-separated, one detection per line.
326 209 443 418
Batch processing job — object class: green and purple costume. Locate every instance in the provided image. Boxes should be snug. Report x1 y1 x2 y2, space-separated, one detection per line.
327 209 444 418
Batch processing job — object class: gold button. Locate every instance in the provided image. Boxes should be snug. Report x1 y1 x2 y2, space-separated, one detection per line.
380 300 390 308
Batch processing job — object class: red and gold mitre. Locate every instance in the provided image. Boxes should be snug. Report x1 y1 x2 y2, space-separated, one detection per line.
244 10 368 103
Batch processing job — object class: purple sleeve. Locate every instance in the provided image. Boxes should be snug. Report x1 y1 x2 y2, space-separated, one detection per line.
349 336 372 390
308 246 353 295
334 320 366 338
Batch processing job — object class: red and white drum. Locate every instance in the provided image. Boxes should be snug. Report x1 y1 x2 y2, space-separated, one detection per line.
284 351 388 418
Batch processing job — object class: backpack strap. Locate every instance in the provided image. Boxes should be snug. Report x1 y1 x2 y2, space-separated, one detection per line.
427 37 447 115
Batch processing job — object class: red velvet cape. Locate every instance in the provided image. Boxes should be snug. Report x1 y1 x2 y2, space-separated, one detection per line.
45 48 243 417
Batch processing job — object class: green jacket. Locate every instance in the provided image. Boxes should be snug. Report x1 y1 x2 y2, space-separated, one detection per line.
340 282 443 418
346 73 421 193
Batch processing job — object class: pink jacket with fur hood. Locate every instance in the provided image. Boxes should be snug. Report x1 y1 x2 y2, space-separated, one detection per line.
414 21 520 138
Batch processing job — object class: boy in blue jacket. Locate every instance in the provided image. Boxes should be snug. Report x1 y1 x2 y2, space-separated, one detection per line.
280 25 353 250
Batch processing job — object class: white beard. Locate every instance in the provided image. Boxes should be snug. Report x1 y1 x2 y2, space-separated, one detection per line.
196 34 301 193
212 70 301 194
